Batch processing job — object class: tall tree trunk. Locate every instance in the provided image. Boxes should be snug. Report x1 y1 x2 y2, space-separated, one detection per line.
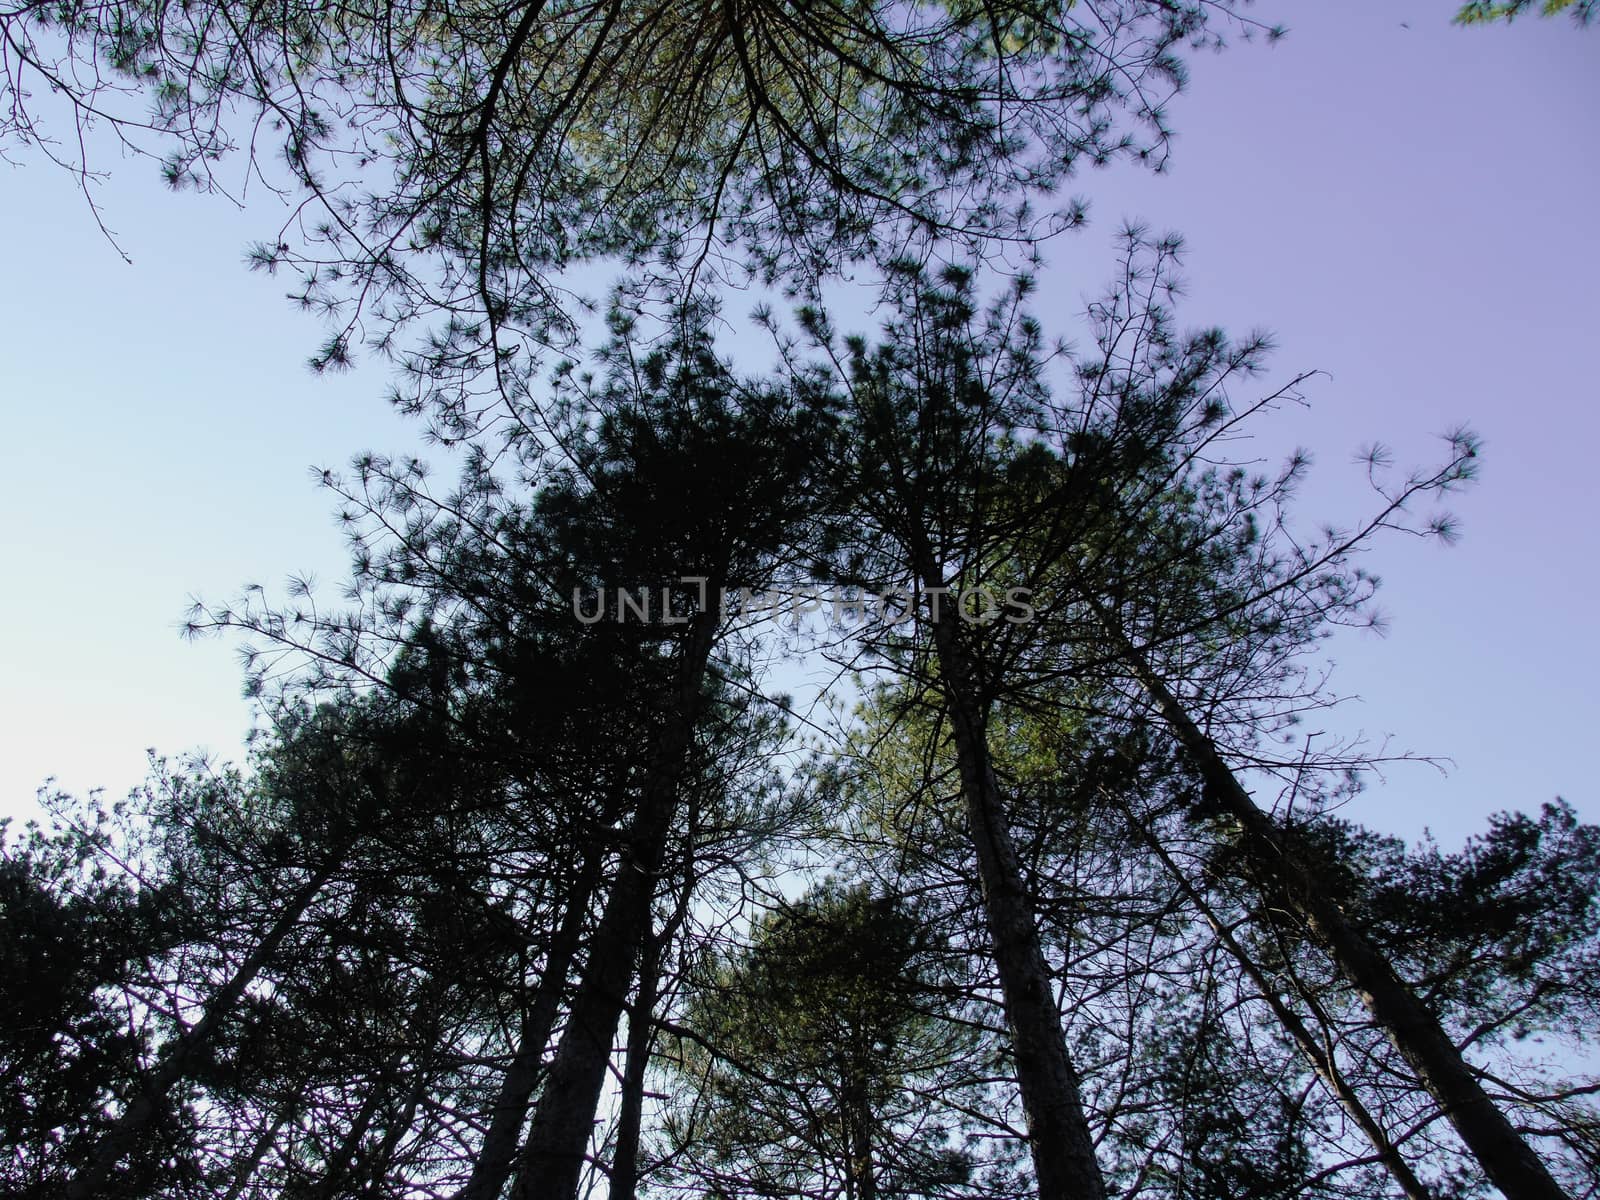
69 842 351 1199
609 925 664 1200
612 855 695 1200
844 1064 878 1200
927 607 1108 1200
453 842 611 1200
1111 623 1570 1200
1122 798 1435 1200
510 610 719 1200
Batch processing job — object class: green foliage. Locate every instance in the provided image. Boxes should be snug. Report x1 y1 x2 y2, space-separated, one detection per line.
1 171 1587 1200
1455 0 1596 25
663 882 1016 1200
0 0 1265 429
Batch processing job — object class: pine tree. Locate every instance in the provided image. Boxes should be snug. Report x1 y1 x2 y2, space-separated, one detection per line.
661 881 1008 1200
0 0 1269 425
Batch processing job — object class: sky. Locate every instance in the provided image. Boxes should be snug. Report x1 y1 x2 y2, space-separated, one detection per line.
1 0 1595 848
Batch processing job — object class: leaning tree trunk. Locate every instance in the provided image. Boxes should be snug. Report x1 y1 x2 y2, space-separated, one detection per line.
927 606 1109 1200
305 986 441 1200
358 1060 429 1199
1111 622 1570 1200
1123 799 1436 1200
611 854 697 1200
305 1066 392 1200
452 835 614 1200
609 924 666 1200
510 609 719 1200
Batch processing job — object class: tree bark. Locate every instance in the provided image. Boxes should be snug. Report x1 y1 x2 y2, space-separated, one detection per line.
453 844 610 1200
927 606 1108 1200
844 1067 878 1200
510 610 719 1200
1114 625 1570 1200
609 924 663 1200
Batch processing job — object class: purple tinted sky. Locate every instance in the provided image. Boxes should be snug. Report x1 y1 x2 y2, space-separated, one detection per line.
1 0 1595 844
1030 0 1600 843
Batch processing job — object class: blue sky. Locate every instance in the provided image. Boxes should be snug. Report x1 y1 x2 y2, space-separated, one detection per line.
1 0 1595 846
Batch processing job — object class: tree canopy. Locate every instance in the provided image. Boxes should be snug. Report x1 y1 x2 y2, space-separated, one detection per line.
3 5 1595 1200
0 0 1279 427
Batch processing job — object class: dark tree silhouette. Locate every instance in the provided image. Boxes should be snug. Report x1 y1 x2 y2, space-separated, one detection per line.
793 231 1584 1200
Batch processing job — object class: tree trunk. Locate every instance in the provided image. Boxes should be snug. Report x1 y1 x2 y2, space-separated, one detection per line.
1124 799 1435 1200
927 608 1108 1200
303 1070 390 1200
453 844 611 1200
609 925 663 1200
612 854 697 1200
1115 627 1570 1200
844 1068 878 1200
359 1064 428 1199
309 986 442 1200
510 610 719 1200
